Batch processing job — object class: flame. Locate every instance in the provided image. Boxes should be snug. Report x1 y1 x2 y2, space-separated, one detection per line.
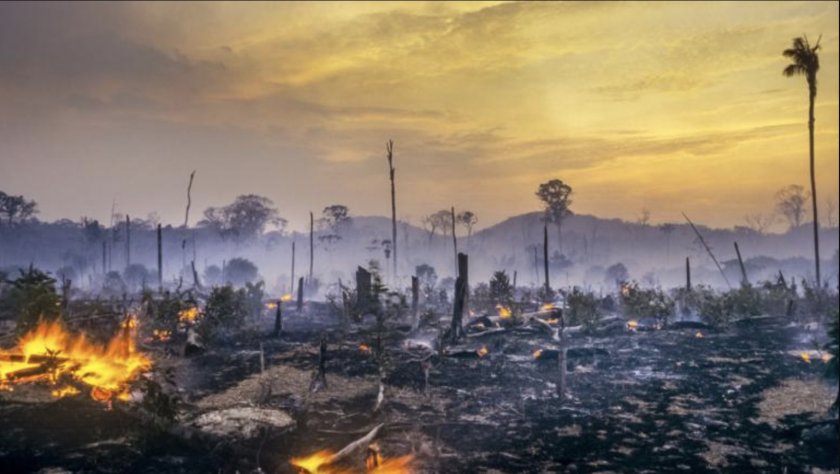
541 303 555 312
544 318 559 325
0 320 151 403
477 346 489 357
359 343 372 353
496 305 512 318
821 353 834 363
626 320 638 331
265 302 278 310
291 448 412 474
291 450 335 474
532 349 543 359
695 331 704 338
800 352 811 363
152 329 171 342
281 293 294 302
469 310 476 317
178 307 200 325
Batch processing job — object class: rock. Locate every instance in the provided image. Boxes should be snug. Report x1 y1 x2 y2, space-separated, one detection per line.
192 407 295 439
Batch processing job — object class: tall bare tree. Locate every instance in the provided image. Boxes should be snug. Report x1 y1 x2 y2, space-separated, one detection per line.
783 35 822 286
386 140 397 279
775 185 809 230
536 180 573 253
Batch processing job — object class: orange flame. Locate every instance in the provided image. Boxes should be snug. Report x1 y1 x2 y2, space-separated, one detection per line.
695 331 704 338
152 329 171 342
265 302 278 310
0 320 152 403
359 343 372 353
496 305 512 318
532 349 543 359
281 293 294 302
477 346 489 357
178 307 200 325
626 320 638 331
800 352 811 363
290 449 413 474
540 303 555 312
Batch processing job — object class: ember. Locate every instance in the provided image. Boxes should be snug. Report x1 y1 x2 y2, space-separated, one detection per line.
0 320 151 403
532 348 543 359
626 320 639 331
290 448 413 473
178 306 200 325
800 352 811 363
359 343 372 353
265 302 278 310
541 303 555 311
695 331 704 338
496 305 512 318
477 346 489 357
151 329 172 342
281 293 294 302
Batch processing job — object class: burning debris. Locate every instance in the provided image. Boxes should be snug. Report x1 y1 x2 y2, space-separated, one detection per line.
496 305 512 319
0 320 151 403
178 306 200 325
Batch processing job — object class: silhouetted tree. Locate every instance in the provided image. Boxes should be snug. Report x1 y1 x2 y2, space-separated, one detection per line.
536 180 573 252
775 185 809 230
605 262 629 287
0 192 38 226
225 257 259 286
199 194 285 242
456 210 478 247
783 35 822 286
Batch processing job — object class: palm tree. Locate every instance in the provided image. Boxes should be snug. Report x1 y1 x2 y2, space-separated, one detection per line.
783 35 822 287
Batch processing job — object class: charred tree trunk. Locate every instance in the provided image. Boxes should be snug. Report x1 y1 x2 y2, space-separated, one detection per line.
734 241 748 286
274 300 283 336
386 140 397 280
191 260 200 289
450 253 468 343
356 266 372 313
101 240 106 274
297 276 304 313
451 206 458 276
686 257 691 291
411 275 419 323
318 337 327 385
543 224 550 300
513 270 517 289
557 309 567 399
157 224 163 292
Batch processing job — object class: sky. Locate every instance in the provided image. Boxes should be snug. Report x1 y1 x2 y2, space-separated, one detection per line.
0 1 838 233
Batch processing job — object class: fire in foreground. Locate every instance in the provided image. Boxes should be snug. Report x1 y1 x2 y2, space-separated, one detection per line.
290 447 413 473
0 319 151 403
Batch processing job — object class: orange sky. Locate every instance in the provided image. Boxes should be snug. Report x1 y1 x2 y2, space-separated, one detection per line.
0 1 837 232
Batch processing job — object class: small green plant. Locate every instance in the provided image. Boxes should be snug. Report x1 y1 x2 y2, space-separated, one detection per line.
620 281 674 326
566 287 600 330
489 271 514 308
1 266 62 334
198 285 249 342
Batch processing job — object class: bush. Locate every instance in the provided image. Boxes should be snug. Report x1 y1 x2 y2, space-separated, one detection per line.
619 281 673 326
489 271 514 307
225 257 259 286
566 287 600 330
142 289 194 334
678 284 763 327
198 285 249 342
1 267 62 334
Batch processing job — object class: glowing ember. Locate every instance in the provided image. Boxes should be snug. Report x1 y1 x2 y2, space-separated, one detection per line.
265 302 278 310
532 349 543 359
544 318 559 325
290 450 334 473
178 307 200 325
695 331 704 338
496 305 512 318
821 353 834 363
0 320 151 403
541 303 555 311
800 352 811 363
626 320 639 331
359 343 372 353
281 293 294 302
477 346 489 357
152 329 172 342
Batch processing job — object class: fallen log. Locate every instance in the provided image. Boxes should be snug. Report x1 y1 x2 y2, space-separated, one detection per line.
331 423 385 465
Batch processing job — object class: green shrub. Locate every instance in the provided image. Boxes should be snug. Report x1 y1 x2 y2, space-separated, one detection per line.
566 287 600 330
489 271 514 307
619 281 674 326
198 285 249 342
1 266 62 334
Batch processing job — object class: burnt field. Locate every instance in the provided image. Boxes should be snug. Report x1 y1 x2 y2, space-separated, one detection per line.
0 307 836 474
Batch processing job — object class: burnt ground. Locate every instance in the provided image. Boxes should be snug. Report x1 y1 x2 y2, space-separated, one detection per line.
0 311 837 474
